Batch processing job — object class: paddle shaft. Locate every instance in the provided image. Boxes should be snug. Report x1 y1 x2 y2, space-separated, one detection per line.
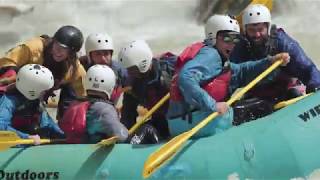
190 60 282 135
0 137 51 151
129 93 170 135
143 60 283 178
97 93 170 146
0 139 51 145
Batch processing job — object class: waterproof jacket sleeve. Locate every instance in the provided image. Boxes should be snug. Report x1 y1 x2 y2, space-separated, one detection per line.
278 31 320 91
178 47 223 112
230 58 271 92
0 95 29 139
0 37 45 68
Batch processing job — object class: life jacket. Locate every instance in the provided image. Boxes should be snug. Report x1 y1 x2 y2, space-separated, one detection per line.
12 114 40 133
111 86 122 102
59 101 90 143
11 98 41 134
170 42 231 102
0 69 16 93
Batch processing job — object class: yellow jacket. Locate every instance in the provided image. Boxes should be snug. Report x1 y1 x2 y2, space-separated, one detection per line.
0 37 86 97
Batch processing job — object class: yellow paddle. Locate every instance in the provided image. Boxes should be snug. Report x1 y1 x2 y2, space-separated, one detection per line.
0 131 51 151
97 93 170 146
273 93 313 110
142 59 283 178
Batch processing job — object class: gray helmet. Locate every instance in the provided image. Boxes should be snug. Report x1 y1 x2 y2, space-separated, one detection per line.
54 25 83 52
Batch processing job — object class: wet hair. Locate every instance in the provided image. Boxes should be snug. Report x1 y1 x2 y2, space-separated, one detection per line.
42 36 78 81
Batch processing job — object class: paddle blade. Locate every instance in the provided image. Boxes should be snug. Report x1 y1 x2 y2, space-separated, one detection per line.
0 142 18 151
252 0 273 10
143 131 192 178
97 136 119 146
273 93 312 110
0 131 20 141
0 131 51 151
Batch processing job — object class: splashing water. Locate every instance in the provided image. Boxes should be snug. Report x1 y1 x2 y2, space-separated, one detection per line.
0 0 203 57
0 0 319 64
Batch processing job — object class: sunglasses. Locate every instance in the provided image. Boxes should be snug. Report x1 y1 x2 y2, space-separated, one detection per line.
220 33 241 44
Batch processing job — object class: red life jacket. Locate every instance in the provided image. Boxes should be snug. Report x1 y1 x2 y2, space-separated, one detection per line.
110 86 122 102
0 69 16 93
170 42 231 102
12 114 40 132
59 101 90 143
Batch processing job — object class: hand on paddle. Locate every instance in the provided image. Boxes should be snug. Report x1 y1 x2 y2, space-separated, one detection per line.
28 135 41 145
269 52 290 66
136 105 150 123
216 102 229 114
0 131 52 151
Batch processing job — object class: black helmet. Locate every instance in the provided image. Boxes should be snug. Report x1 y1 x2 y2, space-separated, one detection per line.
53 25 83 52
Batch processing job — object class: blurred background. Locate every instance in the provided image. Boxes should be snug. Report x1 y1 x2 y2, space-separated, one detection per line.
0 0 319 65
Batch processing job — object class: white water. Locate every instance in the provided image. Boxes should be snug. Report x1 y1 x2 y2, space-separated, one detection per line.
273 0 320 66
0 0 203 57
0 0 319 65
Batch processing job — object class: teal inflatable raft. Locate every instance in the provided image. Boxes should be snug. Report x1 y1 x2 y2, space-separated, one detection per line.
1 92 320 180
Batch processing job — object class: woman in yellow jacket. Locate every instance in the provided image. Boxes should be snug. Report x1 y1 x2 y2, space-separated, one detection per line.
0 25 86 119
0 26 85 96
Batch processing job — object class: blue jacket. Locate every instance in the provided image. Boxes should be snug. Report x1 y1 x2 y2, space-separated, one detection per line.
0 94 64 139
178 46 271 113
230 28 320 92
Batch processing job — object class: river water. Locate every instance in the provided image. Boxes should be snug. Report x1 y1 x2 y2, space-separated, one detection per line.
1 0 320 64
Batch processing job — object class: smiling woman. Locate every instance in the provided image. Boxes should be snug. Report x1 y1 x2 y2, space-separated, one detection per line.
0 25 86 143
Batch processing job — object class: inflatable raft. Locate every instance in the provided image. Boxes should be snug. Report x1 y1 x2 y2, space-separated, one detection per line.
1 92 320 180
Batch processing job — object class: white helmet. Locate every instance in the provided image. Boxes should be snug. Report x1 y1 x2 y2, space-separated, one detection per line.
118 40 153 73
84 64 116 99
85 33 114 56
242 4 271 34
16 64 54 100
205 14 240 45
